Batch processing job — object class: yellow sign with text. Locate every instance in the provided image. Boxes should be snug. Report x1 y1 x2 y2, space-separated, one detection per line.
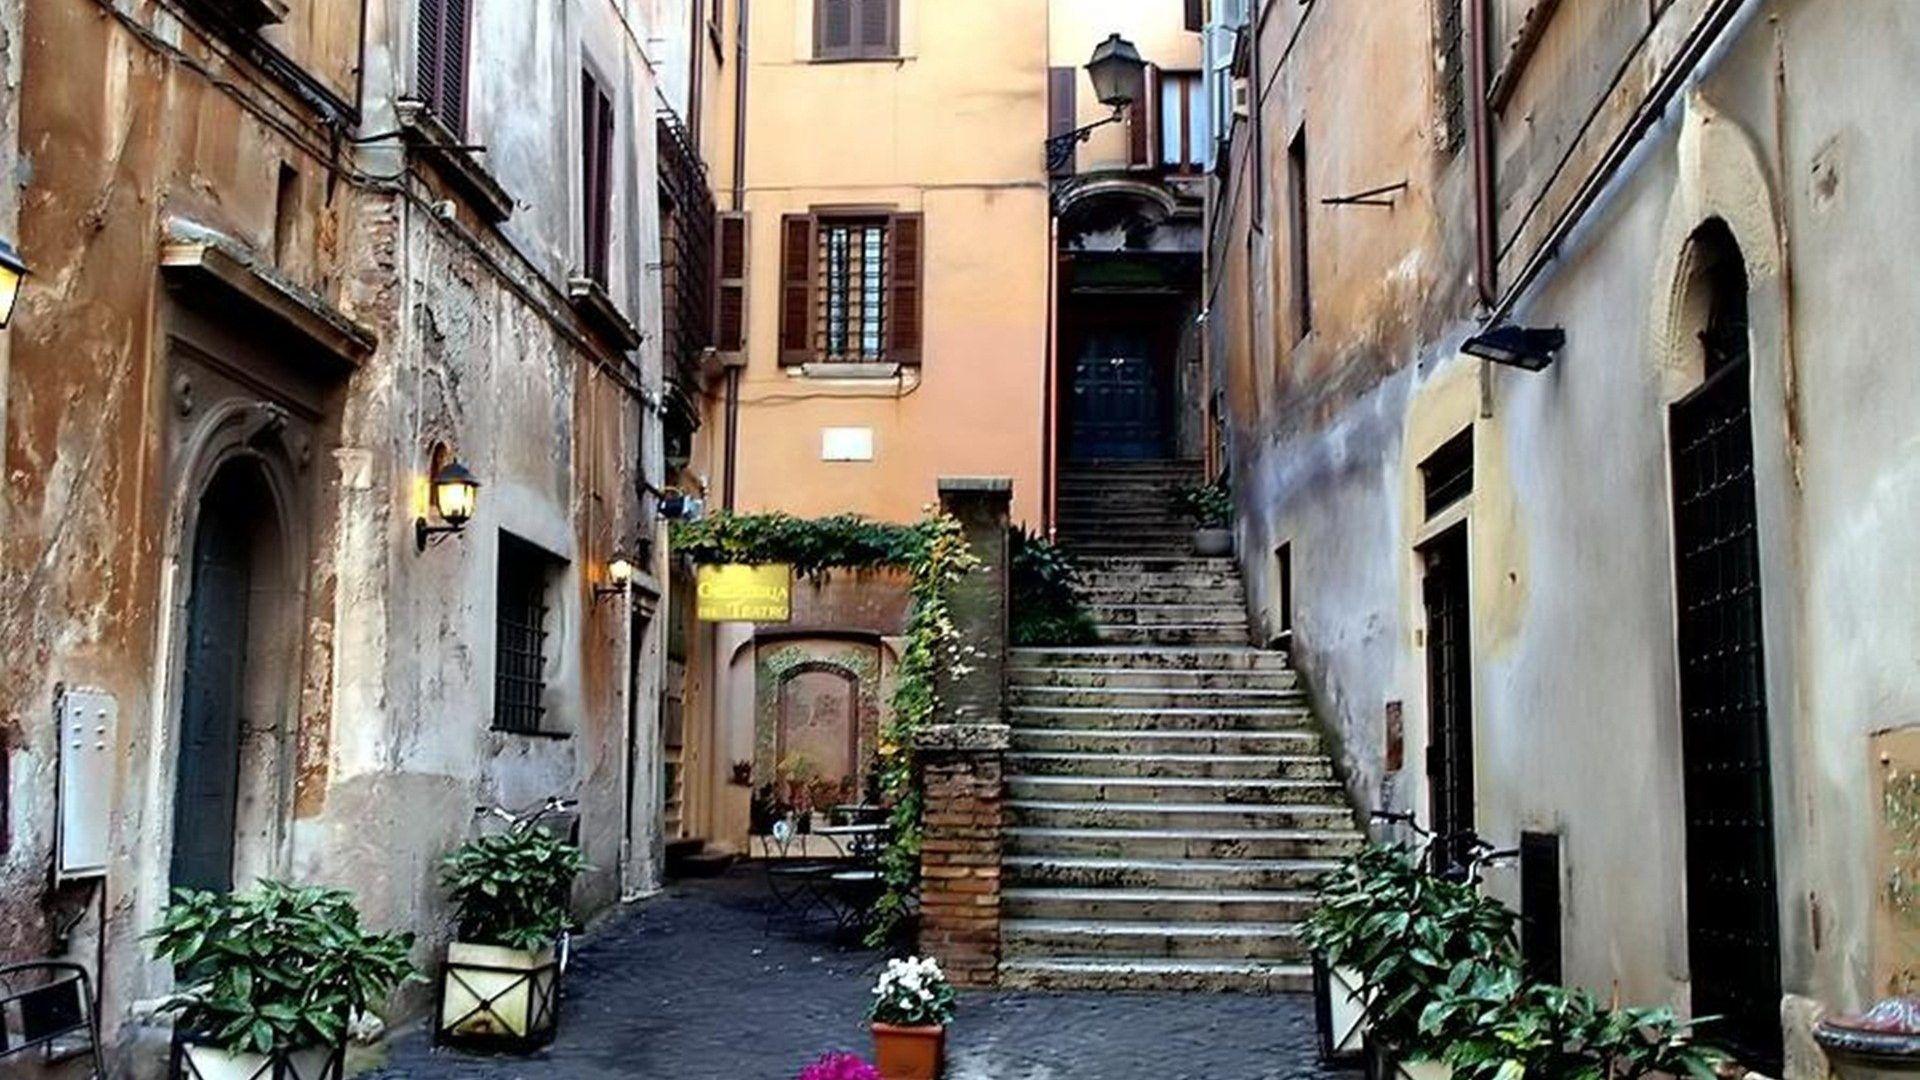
696 564 793 623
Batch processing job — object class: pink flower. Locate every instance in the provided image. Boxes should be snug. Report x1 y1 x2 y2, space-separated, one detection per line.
797 1051 883 1080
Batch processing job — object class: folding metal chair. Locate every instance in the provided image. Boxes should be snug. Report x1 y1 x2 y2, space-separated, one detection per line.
0 960 107 1078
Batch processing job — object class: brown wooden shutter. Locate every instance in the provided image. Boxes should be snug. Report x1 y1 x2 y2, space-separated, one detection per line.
714 211 749 352
1184 0 1206 32
816 0 854 58
1129 65 1161 168
855 0 897 57
1047 67 1077 177
887 212 922 365
778 214 816 364
417 0 470 132
581 71 615 284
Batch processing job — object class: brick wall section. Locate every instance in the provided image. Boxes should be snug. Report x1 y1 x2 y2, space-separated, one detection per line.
917 731 1008 988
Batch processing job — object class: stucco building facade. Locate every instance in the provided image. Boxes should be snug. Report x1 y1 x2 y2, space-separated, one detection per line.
1 0 670 1058
1204 0 1919 1073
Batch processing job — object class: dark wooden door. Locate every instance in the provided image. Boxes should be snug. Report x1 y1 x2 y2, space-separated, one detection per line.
1671 354 1783 1072
1068 329 1165 460
1422 526 1474 874
170 499 254 893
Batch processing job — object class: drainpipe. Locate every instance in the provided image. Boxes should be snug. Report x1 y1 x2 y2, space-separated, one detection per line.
1468 0 1497 308
1043 217 1058 538
719 0 750 513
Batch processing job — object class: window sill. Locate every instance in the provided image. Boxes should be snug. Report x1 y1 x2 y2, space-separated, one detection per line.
798 361 902 380
806 54 911 65
567 276 644 352
396 100 515 225
490 726 572 741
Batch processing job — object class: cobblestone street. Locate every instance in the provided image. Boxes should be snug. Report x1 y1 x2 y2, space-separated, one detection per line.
366 869 1352 1080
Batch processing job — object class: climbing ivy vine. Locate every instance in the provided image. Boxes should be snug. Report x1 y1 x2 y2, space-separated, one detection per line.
670 510 981 946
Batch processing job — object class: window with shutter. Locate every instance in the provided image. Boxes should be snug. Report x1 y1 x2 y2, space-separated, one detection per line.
416 0 471 133
778 211 922 367
815 0 897 60
715 212 749 352
581 69 616 285
1184 0 1206 32
1129 65 1161 169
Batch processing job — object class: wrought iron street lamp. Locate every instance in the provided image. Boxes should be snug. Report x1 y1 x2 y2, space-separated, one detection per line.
595 551 635 602
416 457 481 551
1044 34 1147 174
0 238 30 328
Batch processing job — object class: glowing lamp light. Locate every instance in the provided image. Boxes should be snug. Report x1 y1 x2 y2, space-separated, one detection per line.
0 238 29 329
416 457 481 552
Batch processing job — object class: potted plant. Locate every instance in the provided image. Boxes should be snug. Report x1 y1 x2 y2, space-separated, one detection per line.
436 825 587 1049
147 881 418 1080
1173 481 1234 556
869 956 956 1080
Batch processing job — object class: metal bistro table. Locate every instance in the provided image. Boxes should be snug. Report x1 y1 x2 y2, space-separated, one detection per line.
811 823 890 938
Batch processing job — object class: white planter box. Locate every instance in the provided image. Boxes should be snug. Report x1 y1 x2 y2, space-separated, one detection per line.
1396 1059 1455 1080
1327 964 1369 1055
439 942 559 1044
174 1040 340 1080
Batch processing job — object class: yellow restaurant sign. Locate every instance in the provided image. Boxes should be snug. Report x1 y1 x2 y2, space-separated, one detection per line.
695 563 793 623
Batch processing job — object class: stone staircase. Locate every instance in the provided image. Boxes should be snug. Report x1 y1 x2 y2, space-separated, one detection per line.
999 461 1360 991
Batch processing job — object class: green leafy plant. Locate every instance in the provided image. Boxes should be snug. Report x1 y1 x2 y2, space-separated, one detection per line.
1010 526 1098 646
670 509 980 945
146 881 419 1055
1173 481 1232 528
1426 969 1724 1079
440 827 589 951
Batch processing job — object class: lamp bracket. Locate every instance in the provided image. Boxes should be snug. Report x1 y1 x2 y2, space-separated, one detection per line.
1044 106 1129 173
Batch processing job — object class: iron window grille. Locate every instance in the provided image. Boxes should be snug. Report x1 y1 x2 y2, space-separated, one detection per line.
494 535 556 735
818 219 889 362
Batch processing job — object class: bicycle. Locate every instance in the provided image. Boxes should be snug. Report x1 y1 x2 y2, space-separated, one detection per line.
472 796 582 973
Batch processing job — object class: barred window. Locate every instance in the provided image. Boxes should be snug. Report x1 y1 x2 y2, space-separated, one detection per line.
778 211 923 366
494 533 564 735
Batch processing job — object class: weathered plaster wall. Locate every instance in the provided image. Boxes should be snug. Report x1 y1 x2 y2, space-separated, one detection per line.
1210 0 1908 1047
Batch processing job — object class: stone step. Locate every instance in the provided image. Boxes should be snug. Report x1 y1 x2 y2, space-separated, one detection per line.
1008 798 1353 831
1076 555 1238 572
1078 576 1242 596
998 957 1312 993
1008 685 1304 709
1004 854 1340 892
1096 625 1250 645
1007 826 1363 860
1008 776 1346 806
1079 584 1245 604
1009 727 1321 756
1088 604 1249 627
1009 704 1313 732
1002 917 1308 960
1006 752 1333 781
1005 889 1315 926
1010 646 1291 670
1008 666 1294 690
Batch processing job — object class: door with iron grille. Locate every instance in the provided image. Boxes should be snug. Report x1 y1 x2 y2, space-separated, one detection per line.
1670 343 1783 1072
1422 526 1474 873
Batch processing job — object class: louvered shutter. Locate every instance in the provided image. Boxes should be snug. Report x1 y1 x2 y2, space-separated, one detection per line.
1184 0 1205 32
778 214 816 365
1047 67 1077 177
855 0 896 57
715 212 749 353
816 0 854 59
887 213 922 365
582 71 616 283
417 0 469 133
1129 65 1161 168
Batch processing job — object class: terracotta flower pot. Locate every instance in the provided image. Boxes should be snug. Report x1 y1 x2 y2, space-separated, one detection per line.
872 1021 945 1080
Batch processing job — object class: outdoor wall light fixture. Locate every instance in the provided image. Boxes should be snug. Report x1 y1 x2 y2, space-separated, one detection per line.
0 238 30 328
1044 33 1147 173
416 457 481 552
1463 323 1566 372
595 552 635 602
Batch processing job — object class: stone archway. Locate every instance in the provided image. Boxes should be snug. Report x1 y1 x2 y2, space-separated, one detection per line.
162 402 310 895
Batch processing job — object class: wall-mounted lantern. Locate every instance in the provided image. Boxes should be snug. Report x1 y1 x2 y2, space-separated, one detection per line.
595 551 635 602
0 238 30 328
1463 323 1565 372
1044 33 1147 174
416 456 481 552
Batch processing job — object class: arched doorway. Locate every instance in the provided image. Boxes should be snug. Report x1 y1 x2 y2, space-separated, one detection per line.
1667 219 1782 1071
169 458 287 894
